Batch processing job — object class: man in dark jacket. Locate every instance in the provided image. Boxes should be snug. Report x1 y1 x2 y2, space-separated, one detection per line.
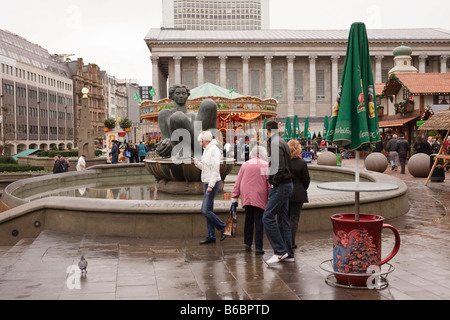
396 134 410 174
111 140 119 164
263 120 294 264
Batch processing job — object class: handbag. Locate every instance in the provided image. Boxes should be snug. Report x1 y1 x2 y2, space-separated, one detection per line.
124 150 131 158
224 202 237 237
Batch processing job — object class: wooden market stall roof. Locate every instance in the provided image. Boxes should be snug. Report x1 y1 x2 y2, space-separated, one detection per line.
419 109 450 186
380 73 450 96
376 73 450 96
419 109 450 131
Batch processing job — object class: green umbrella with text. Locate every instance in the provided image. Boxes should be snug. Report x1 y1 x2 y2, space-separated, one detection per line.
284 116 292 140
293 115 300 140
303 117 311 140
325 22 381 220
323 115 329 137
326 22 380 152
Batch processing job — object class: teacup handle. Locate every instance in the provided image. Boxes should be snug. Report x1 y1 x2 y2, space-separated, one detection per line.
380 224 401 265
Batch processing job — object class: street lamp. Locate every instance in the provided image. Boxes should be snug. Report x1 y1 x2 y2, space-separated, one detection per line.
82 87 89 99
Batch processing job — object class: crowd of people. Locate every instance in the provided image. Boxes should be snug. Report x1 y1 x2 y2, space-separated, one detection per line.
194 120 311 265
376 132 445 174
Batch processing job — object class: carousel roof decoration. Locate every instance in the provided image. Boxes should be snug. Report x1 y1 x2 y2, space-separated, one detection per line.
140 82 278 124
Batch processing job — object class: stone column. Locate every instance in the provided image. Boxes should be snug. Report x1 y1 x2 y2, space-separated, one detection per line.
375 55 384 83
440 55 449 73
219 56 228 88
419 55 428 74
309 55 318 117
264 55 273 98
174 56 182 84
242 56 250 96
287 56 295 116
151 56 159 100
331 55 340 105
196 56 205 86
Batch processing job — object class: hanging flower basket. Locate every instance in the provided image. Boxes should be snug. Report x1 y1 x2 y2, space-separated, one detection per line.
119 117 132 132
118 132 126 137
104 118 116 130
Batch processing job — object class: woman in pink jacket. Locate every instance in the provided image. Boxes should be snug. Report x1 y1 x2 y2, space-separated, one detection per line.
232 145 270 255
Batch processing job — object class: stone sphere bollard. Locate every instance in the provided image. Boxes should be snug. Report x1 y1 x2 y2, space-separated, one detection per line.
317 151 337 166
365 152 388 173
408 153 430 177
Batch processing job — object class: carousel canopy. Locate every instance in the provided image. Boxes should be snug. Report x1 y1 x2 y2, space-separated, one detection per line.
189 82 243 99
140 83 277 124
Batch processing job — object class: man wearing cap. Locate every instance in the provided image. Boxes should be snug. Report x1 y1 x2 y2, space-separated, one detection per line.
396 134 410 174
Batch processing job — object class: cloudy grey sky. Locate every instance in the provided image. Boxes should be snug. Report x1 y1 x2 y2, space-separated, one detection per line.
1 0 449 85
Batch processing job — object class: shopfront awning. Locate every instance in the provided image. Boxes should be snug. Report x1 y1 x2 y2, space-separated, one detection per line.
378 116 419 128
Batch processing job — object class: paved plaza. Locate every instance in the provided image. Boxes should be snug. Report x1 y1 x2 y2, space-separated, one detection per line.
0 158 449 301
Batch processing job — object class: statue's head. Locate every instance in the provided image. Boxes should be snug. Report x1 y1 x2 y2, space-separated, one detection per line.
168 84 191 100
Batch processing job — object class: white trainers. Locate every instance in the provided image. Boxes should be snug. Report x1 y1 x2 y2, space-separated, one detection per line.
266 253 288 264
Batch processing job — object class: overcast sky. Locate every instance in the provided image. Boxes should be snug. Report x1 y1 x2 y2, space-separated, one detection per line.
1 0 449 86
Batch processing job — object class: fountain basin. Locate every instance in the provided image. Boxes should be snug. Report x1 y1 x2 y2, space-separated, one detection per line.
0 163 409 246
144 157 234 194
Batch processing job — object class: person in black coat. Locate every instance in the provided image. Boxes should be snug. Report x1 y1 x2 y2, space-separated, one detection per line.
396 134 410 174
414 135 431 155
287 139 311 249
111 140 119 164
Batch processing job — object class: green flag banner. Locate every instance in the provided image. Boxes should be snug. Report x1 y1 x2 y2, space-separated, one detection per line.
149 88 156 97
133 93 142 103
326 22 380 152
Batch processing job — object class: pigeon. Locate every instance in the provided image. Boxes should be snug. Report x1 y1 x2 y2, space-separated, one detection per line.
78 255 88 274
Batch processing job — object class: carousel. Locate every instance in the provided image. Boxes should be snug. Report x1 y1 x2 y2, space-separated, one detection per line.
140 82 278 142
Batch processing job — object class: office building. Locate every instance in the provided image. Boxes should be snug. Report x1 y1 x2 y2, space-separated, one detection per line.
0 29 74 156
162 0 270 30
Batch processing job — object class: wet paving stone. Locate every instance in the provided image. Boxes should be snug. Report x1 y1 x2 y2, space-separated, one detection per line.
0 168 449 300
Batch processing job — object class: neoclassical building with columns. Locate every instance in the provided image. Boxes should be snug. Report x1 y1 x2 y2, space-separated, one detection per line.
145 27 450 124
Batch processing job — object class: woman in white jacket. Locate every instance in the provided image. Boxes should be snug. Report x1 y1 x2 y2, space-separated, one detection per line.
193 131 226 244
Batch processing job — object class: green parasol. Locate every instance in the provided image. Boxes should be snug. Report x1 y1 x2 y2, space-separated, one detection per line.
293 115 300 140
303 117 311 140
323 115 329 137
326 22 380 152
325 22 383 221
284 116 292 140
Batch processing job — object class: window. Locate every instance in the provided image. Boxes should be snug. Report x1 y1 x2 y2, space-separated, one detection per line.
382 70 389 83
272 70 282 99
29 107 38 117
206 70 216 84
28 89 37 100
2 84 14 95
294 70 304 101
184 70 194 89
316 70 325 100
17 105 27 116
250 70 260 97
227 70 238 93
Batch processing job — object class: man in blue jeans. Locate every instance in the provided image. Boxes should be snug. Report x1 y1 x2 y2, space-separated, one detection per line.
263 120 294 264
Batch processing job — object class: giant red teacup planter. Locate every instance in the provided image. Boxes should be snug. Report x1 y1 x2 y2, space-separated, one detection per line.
330 213 400 287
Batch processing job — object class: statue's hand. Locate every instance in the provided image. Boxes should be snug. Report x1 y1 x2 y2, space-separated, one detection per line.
156 138 172 158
